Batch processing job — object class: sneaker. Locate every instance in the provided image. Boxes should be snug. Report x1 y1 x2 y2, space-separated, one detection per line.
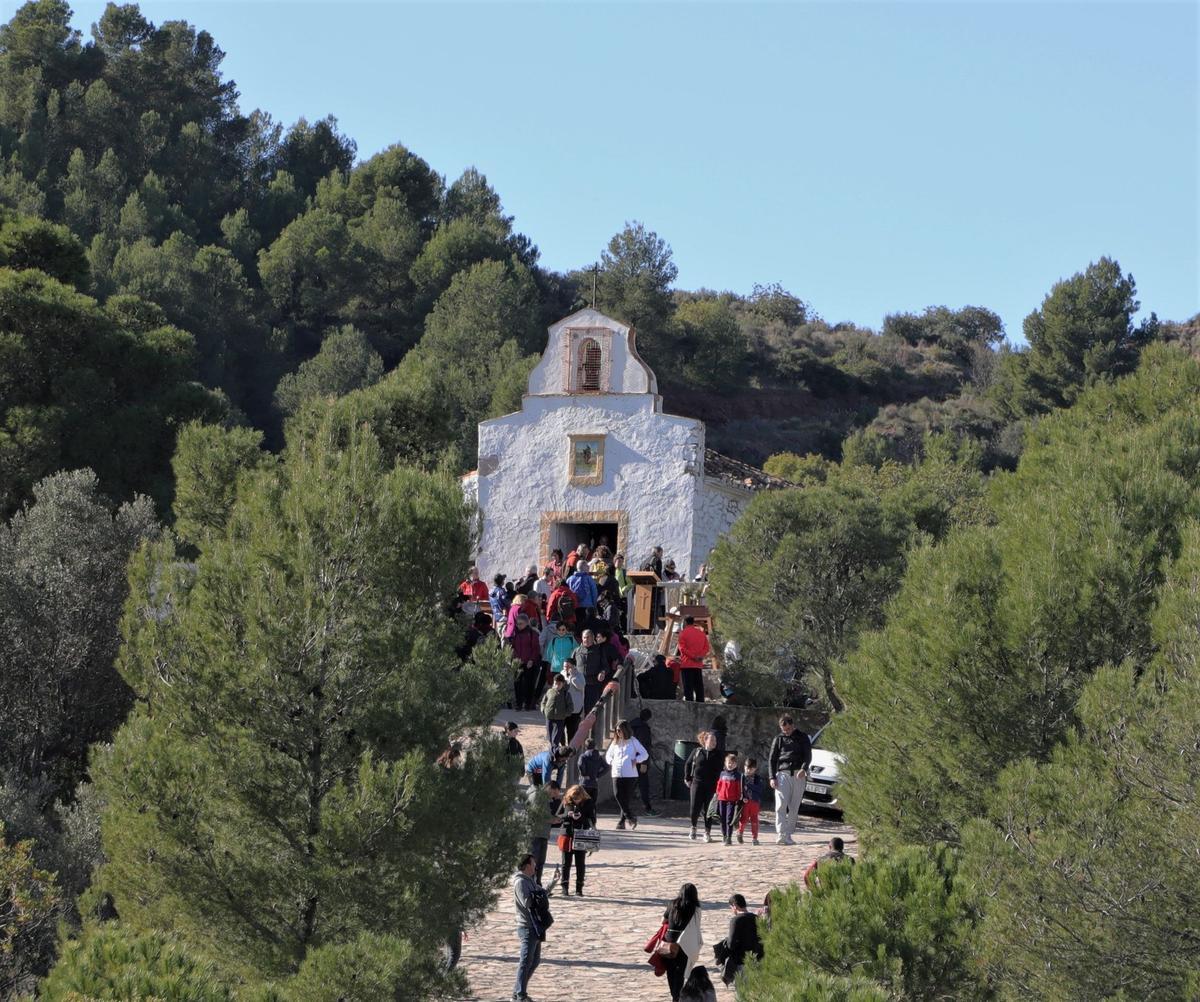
753 838 760 846
560 885 569 896
629 818 638 830
575 886 584 896
615 819 626 831
736 832 744 844
690 828 698 841
705 832 714 844
645 808 660 817
724 836 732 846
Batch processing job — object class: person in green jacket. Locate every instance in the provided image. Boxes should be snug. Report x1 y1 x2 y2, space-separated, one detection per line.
540 673 573 747
613 552 634 633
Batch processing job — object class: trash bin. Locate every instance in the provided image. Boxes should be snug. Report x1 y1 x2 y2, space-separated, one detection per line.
671 739 698 800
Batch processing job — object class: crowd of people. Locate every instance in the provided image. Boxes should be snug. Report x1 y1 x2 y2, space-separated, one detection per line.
500 711 828 1001
449 547 840 1000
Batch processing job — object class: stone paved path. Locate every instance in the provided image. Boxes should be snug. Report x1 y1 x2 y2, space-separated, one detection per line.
458 712 855 1001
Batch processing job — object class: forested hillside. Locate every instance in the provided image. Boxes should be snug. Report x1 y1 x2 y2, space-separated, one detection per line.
2 3 1198 998
4 0 1189 525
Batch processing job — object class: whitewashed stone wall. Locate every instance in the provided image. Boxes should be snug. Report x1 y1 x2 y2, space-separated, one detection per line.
475 394 704 579
469 306 761 582
692 478 752 571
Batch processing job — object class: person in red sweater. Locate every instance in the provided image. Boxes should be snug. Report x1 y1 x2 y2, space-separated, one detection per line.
677 616 711 703
458 567 489 602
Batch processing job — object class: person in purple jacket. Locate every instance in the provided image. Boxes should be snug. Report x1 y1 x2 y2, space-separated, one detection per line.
505 612 543 711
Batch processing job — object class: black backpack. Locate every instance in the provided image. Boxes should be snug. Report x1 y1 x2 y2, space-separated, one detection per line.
555 591 576 621
529 883 554 939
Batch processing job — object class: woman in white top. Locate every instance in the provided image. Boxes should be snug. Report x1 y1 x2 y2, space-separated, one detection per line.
605 719 649 831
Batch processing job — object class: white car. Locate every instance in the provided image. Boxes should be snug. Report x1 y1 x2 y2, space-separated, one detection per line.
800 745 844 817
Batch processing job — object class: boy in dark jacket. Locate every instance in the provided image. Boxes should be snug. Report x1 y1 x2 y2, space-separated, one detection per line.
737 758 765 845
577 739 605 800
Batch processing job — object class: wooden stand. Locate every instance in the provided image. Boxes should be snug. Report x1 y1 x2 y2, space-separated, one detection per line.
659 604 721 670
626 570 659 633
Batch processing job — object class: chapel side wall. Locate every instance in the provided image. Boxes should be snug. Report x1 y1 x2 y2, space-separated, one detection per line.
475 396 703 579
691 479 752 573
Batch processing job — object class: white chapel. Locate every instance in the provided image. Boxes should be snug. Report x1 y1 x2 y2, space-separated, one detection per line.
462 308 787 579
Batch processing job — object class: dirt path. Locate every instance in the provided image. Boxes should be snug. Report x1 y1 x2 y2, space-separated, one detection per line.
460 711 854 1001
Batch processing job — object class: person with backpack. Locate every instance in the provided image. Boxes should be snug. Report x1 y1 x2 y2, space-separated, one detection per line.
540 673 573 748
512 852 554 1002
547 578 578 632
577 737 605 801
567 560 599 624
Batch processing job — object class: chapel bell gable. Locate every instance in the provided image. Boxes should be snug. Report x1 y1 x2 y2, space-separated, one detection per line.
525 307 659 399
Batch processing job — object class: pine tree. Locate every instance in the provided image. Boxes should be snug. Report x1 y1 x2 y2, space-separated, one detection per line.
90 414 527 993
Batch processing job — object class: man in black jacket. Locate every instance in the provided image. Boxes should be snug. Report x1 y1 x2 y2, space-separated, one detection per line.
767 714 812 846
574 629 618 711
718 892 763 985
630 708 659 816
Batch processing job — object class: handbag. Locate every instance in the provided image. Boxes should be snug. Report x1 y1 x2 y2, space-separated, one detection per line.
656 937 680 959
571 828 601 853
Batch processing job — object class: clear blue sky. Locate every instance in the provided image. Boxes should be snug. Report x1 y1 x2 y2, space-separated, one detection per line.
70 1 1199 341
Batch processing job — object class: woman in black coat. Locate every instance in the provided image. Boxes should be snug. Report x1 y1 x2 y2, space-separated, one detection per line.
662 882 701 1002
684 731 723 842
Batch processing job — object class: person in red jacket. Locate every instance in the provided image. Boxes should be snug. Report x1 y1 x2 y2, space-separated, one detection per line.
715 753 743 845
458 567 489 602
546 580 578 632
677 616 710 703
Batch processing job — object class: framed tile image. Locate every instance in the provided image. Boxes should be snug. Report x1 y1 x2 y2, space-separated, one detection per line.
567 434 605 487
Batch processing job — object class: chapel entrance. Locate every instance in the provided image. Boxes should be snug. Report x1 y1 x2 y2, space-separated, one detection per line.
551 520 619 560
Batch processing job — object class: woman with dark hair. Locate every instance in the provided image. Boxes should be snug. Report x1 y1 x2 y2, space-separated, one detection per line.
661 882 703 1001
684 731 723 842
679 965 718 1002
605 719 649 830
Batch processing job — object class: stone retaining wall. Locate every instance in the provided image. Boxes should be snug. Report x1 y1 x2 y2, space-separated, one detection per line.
627 696 827 802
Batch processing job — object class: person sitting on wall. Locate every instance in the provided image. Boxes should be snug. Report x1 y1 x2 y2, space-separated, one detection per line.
638 653 678 700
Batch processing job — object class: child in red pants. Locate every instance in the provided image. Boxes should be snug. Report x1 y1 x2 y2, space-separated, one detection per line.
738 757 765 845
